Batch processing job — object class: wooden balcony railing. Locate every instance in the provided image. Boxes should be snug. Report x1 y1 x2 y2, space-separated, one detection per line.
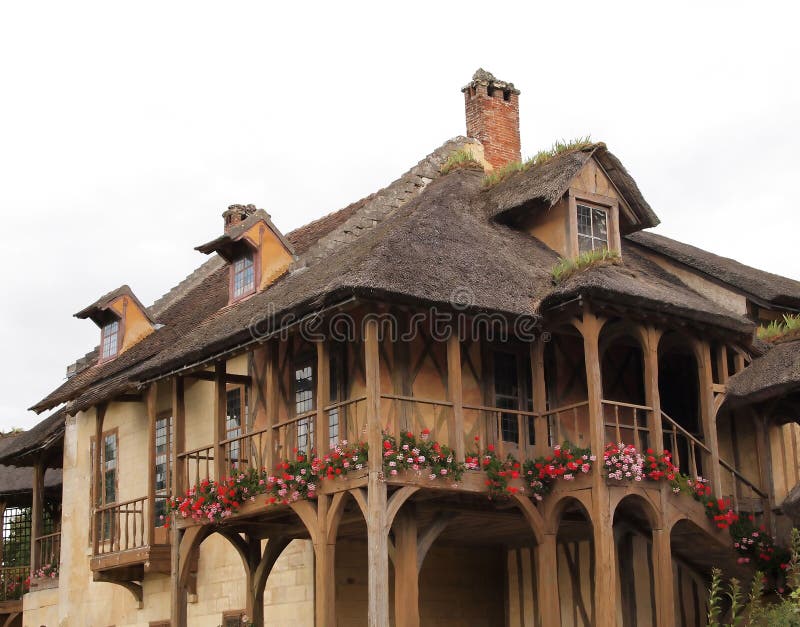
0 566 28 601
463 403 538 458
325 396 367 446
220 427 270 477
661 410 710 479
603 400 651 452
543 401 590 447
720 457 769 512
382 394 453 442
34 531 61 573
178 444 215 489
273 409 317 458
94 496 148 556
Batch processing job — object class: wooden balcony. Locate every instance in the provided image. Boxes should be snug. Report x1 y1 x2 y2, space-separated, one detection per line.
90 496 169 577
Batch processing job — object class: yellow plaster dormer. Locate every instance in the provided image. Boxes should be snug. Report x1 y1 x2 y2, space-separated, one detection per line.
74 285 155 361
195 205 296 302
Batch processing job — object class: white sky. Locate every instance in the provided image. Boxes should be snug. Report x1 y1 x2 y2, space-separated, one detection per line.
1 1 799 430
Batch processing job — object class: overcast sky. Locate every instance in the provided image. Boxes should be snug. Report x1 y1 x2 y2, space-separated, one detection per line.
1 1 798 430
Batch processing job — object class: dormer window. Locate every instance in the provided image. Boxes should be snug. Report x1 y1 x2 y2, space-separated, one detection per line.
232 253 256 300
101 319 120 360
577 204 609 253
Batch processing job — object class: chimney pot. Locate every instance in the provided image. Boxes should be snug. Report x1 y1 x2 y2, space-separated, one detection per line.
462 68 521 169
222 203 257 233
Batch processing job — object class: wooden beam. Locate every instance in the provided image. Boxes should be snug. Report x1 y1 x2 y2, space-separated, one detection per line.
365 318 389 627
652 498 675 627
447 334 465 462
265 340 279 473
214 362 227 482
92 403 107 556
170 527 187 627
531 341 548 457
393 505 420 627
317 340 331 455
642 325 664 452
579 308 617 627
185 370 250 385
536 533 561 627
172 377 186 499
30 462 44 575
146 383 157 544
695 339 723 497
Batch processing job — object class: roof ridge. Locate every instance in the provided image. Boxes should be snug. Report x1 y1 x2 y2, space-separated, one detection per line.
298 137 478 267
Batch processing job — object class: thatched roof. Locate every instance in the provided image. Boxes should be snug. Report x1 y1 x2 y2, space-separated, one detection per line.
33 136 759 422
482 143 660 232
726 338 800 403
628 231 800 308
0 409 66 468
0 432 63 504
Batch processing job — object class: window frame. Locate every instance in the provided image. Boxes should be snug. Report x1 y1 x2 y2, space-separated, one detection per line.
229 247 259 303
100 317 123 362
490 347 534 449
292 353 316 455
153 411 173 527
567 191 621 258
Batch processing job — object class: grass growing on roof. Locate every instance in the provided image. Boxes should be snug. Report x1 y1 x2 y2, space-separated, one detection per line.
440 148 483 175
757 313 800 342
551 248 621 284
482 136 594 188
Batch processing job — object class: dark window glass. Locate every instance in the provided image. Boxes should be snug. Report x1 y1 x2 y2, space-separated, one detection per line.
295 362 314 454
154 415 173 525
494 351 520 443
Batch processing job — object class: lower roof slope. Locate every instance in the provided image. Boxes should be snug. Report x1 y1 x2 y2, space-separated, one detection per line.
628 231 800 308
727 338 800 403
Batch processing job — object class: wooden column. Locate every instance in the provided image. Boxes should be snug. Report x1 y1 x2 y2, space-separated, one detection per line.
642 325 664 453
30 462 45 574
265 340 279 472
313 495 337 627
393 505 420 627
214 361 227 482
92 403 107 555
170 527 187 627
536 532 561 627
695 340 723 496
365 318 389 627
317 340 331 455
447 333 465 461
652 522 675 627
580 309 617 627
244 535 262 626
531 341 549 457
753 411 775 533
172 377 186 499
146 383 158 542
0 501 5 566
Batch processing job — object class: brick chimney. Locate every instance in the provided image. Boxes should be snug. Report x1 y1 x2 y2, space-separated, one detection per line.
462 69 521 169
222 203 257 233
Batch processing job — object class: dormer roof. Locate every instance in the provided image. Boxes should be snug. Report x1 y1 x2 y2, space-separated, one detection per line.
74 284 154 327
195 208 296 262
482 143 660 233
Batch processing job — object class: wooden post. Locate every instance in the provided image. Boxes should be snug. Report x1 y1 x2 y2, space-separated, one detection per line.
447 333 465 461
30 462 45 574
652 490 675 627
244 535 262 626
92 403 107 555
695 340 723 497
531 341 549 457
0 501 5 566
365 317 389 627
170 527 187 627
753 411 775 533
393 506 420 627
214 362 227 482
265 340 279 472
146 383 158 542
313 495 337 627
172 377 186 499
642 325 664 453
317 340 331 455
579 309 617 627
536 533 561 627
